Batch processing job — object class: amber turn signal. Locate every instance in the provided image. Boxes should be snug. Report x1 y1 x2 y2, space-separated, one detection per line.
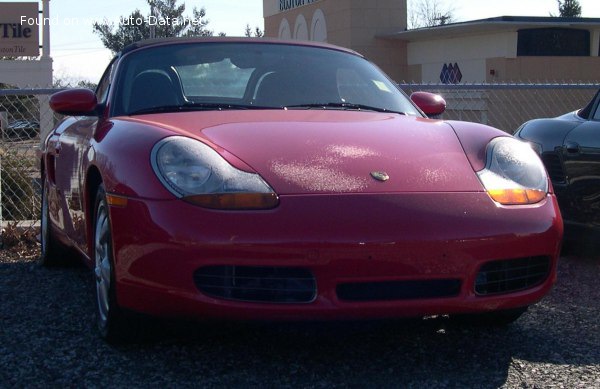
184 193 280 210
487 189 546 205
106 194 128 207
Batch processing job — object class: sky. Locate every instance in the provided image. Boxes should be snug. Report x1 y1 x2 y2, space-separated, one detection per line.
48 0 264 83
3 0 600 83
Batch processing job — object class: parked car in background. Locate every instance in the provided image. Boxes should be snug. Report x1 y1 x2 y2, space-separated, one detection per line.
41 37 562 342
515 89 600 238
2 120 39 140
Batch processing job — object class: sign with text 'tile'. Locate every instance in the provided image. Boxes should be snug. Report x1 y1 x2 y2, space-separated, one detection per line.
0 2 40 57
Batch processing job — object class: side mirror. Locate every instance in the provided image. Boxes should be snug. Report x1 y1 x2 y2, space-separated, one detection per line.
50 88 98 116
410 91 446 117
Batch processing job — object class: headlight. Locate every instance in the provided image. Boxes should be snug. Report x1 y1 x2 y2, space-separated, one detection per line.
151 136 278 210
477 137 548 205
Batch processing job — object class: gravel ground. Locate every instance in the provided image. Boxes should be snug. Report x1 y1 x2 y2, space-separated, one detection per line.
0 242 598 388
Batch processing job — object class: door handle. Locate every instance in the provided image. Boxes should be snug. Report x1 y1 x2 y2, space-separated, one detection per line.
564 142 580 154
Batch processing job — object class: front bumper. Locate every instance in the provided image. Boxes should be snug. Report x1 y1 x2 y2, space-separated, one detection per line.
108 192 563 321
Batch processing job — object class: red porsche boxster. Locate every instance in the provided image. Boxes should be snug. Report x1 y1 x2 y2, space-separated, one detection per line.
41 38 562 342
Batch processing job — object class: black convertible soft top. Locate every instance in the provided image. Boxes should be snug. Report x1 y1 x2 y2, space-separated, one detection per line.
120 36 361 57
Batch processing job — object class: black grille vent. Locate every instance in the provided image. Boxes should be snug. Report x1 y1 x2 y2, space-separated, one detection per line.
337 279 461 302
194 266 316 303
475 256 551 296
541 152 566 183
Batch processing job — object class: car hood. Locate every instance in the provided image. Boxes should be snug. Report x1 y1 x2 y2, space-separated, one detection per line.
127 110 484 194
516 111 584 151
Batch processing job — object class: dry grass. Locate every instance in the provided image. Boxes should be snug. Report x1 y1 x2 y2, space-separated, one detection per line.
0 223 39 261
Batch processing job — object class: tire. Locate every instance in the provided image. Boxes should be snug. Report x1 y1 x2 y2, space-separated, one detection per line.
40 178 69 267
452 307 528 327
94 184 136 343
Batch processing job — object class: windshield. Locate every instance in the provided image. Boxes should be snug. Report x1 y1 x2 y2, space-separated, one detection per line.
112 42 421 117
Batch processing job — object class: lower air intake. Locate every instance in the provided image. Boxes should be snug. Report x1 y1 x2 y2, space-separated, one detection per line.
194 265 316 303
541 152 566 183
337 279 462 302
475 256 551 296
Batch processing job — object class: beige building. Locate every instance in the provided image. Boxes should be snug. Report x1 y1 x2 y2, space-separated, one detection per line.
264 1 600 83
263 0 408 81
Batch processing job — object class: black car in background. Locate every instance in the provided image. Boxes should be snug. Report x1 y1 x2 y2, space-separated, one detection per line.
2 120 39 140
516 89 600 241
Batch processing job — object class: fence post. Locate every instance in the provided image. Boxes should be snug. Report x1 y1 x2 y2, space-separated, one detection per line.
0 152 2 229
0 111 4 228
0 111 7 141
0 111 8 227
39 95 53 146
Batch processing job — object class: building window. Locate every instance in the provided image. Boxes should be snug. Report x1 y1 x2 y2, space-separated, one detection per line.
517 28 590 56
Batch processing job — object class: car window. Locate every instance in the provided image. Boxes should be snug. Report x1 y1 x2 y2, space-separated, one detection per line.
176 58 253 98
593 103 600 121
95 59 116 105
112 42 421 117
337 68 395 108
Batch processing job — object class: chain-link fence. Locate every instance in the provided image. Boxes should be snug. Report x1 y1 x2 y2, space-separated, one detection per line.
0 84 598 231
0 88 60 231
399 83 598 134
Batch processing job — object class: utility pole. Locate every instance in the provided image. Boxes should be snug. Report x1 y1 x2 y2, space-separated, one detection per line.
150 1 156 39
42 0 50 58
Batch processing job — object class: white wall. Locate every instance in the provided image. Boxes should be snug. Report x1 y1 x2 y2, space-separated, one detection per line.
0 59 53 88
408 32 517 83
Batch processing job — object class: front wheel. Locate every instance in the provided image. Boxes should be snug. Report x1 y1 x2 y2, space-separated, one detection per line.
94 184 135 343
40 178 68 267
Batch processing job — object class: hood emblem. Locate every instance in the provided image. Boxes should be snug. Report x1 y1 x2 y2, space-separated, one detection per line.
370 171 390 182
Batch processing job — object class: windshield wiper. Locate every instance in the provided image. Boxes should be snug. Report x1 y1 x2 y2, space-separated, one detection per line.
285 102 406 115
129 102 274 116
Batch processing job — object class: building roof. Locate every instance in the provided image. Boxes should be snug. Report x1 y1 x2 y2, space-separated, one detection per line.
381 16 600 41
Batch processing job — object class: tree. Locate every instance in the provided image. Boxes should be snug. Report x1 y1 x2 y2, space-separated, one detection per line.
76 80 98 90
557 0 582 17
53 72 97 90
244 24 264 38
408 0 455 29
93 0 215 54
184 7 214 37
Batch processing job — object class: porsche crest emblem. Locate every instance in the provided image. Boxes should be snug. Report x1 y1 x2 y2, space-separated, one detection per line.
370 171 390 182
